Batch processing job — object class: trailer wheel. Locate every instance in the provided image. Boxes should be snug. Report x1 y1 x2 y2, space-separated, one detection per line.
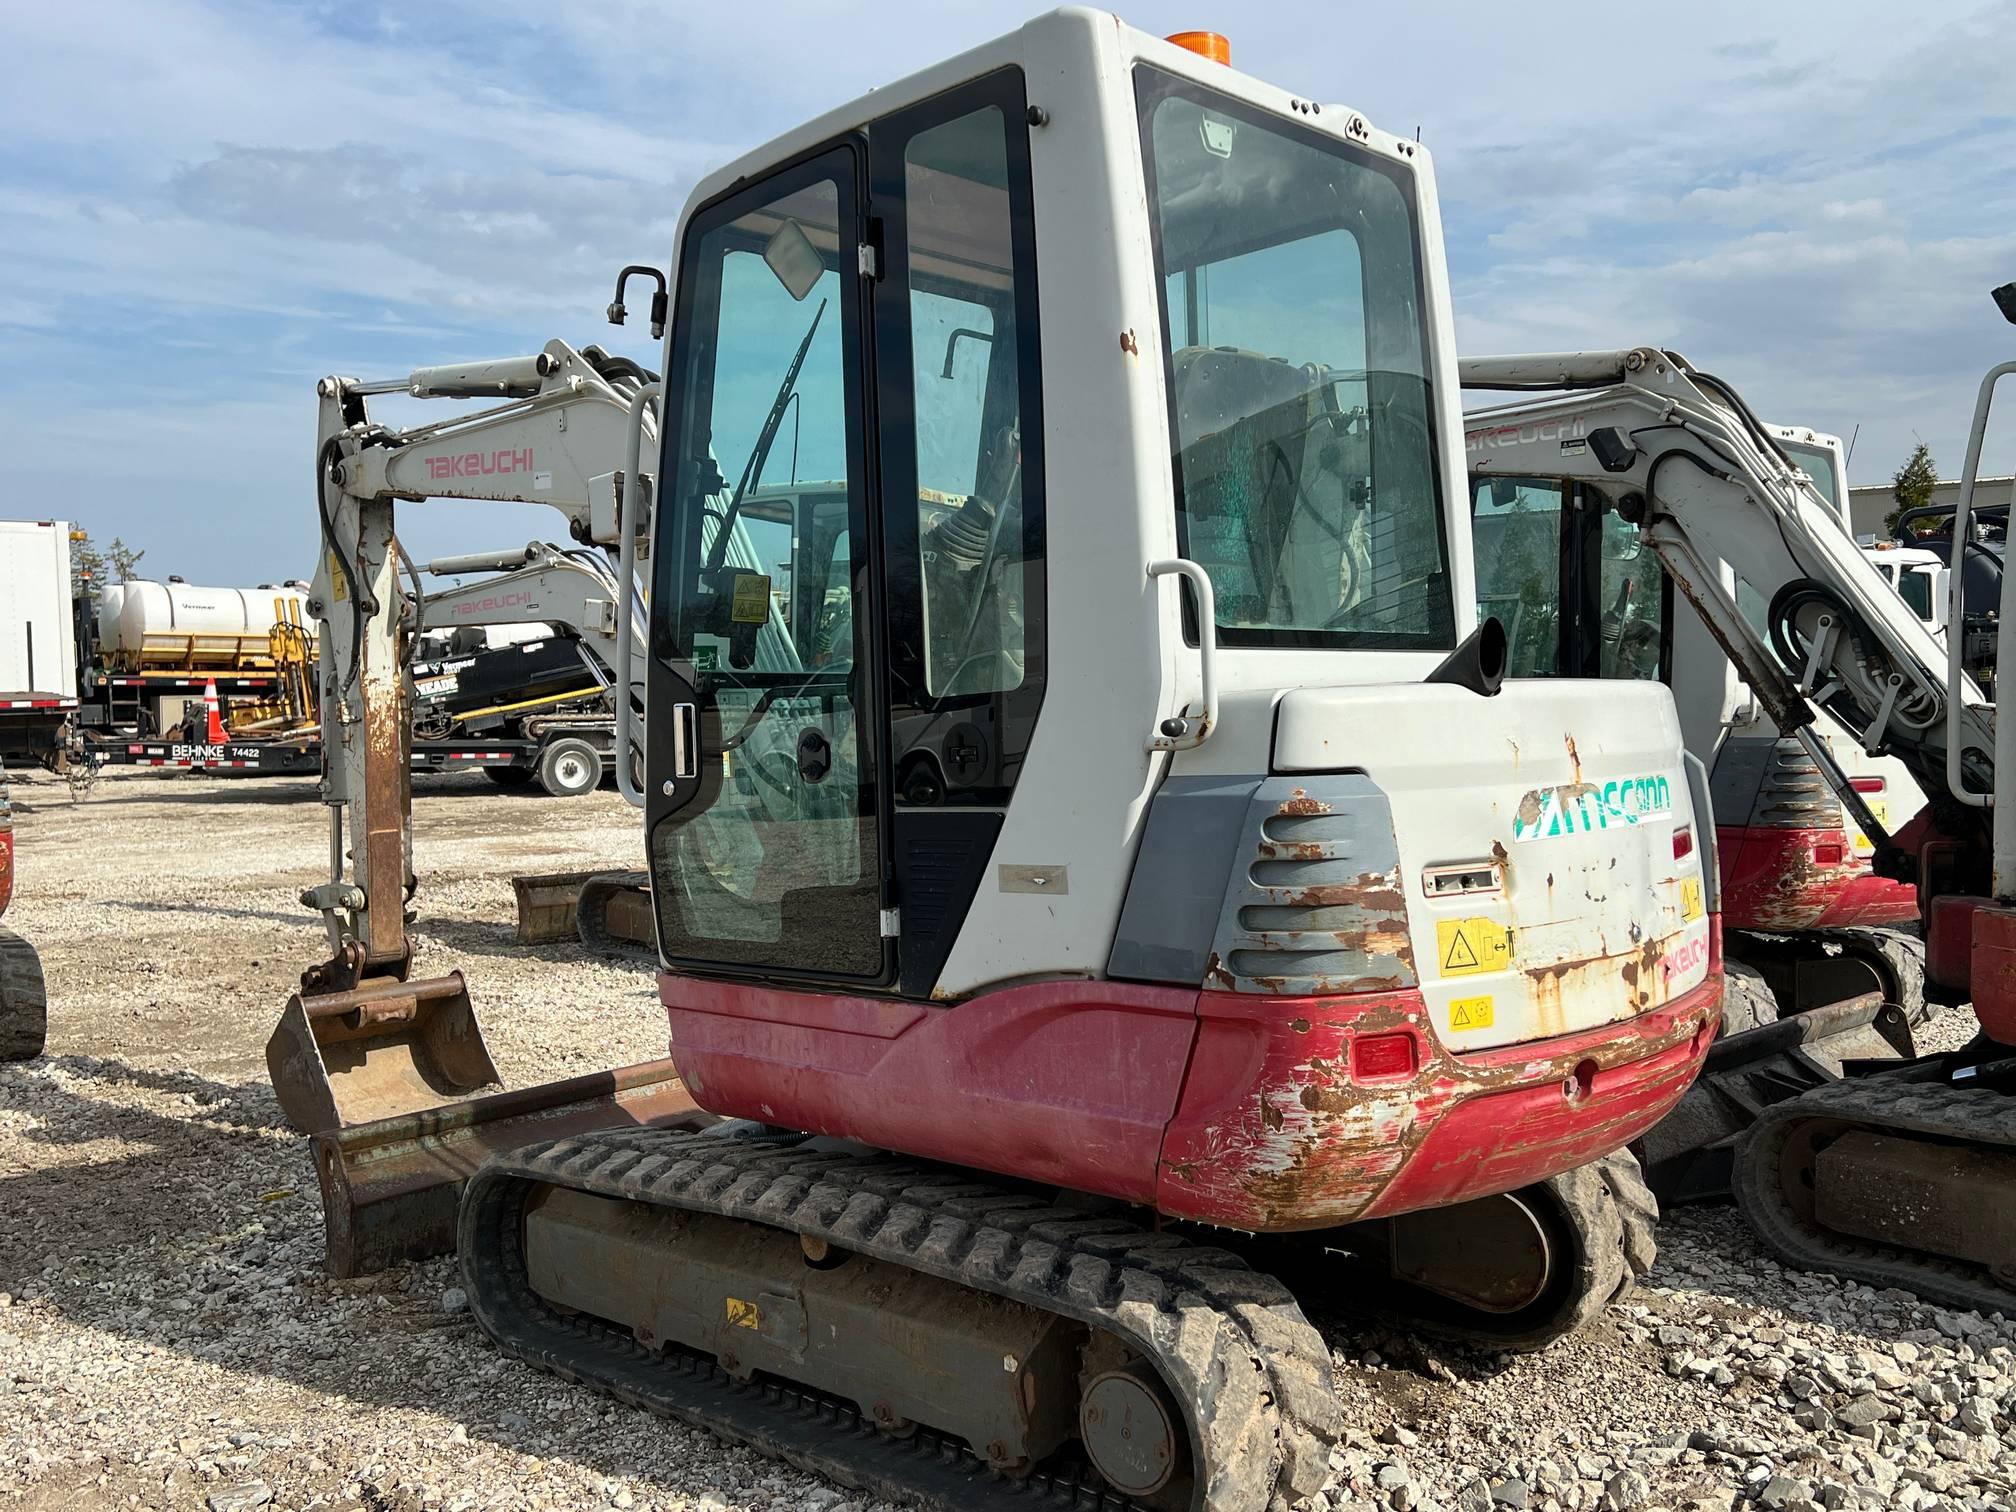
537 738 603 799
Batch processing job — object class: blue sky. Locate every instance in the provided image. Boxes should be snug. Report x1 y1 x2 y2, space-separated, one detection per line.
4 1 2014 583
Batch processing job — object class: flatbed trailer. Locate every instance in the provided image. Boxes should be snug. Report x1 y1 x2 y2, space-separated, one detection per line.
86 718 615 795
74 669 289 736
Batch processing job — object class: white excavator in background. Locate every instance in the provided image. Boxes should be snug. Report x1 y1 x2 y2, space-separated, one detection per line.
1467 400 1932 1201
1462 301 2016 1316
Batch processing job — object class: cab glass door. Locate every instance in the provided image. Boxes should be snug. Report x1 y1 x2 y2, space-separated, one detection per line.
648 150 887 981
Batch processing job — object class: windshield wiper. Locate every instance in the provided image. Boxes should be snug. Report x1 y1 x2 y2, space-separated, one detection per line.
706 297 828 572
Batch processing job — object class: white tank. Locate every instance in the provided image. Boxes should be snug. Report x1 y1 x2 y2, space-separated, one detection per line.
95 583 129 658
114 579 313 671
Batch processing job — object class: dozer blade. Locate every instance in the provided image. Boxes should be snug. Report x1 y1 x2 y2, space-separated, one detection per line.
313 1057 713 1277
511 870 600 944
575 869 656 958
266 971 502 1136
1635 990 1912 1205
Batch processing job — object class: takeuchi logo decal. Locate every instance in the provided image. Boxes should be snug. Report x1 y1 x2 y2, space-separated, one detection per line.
1465 417 1589 454
1513 774 1673 843
424 447 535 481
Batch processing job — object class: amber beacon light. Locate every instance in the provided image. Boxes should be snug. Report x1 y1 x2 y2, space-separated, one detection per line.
1165 30 1231 64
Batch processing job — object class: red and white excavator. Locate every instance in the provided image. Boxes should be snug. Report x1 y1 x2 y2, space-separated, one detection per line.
1460 299 2016 1317
423 17 1729 1510
1466 400 1933 1197
271 14 1737 1508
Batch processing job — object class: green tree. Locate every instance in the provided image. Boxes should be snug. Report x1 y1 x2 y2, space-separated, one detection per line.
67 530 145 600
1886 442 1940 535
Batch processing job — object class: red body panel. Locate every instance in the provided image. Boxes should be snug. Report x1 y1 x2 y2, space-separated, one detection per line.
661 926 1722 1233
1717 824 1918 931
1156 931 1720 1230
661 977 1200 1204
0 826 12 918
1969 903 2016 1046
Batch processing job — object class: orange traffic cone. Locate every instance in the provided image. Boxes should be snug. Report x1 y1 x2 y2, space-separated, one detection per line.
203 679 227 742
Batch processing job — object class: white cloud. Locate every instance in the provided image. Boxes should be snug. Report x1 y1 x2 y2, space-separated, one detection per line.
2 0 2014 577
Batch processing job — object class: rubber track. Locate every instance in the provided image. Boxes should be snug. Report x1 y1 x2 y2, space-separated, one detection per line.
1735 1074 2016 1315
460 1129 1340 1512
1810 926 1929 1027
574 871 654 960
0 925 46 1062
1468 1149 1657 1352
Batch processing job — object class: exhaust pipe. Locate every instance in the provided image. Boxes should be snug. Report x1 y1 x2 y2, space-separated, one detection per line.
1425 616 1508 697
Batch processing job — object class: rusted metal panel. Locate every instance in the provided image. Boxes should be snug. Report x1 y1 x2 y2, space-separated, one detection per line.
314 1057 710 1276
1969 902 2016 1046
1719 824 1918 931
1205 776 1418 995
1155 942 1720 1233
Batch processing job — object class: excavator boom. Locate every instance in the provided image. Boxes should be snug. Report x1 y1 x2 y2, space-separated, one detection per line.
1466 325 2016 1310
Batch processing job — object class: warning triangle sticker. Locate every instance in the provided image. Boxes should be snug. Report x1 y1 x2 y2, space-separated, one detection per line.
1443 929 1479 971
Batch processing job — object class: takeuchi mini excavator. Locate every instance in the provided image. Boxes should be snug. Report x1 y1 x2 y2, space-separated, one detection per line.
1465 400 1933 1187
441 17 1721 1510
1460 306 2016 1319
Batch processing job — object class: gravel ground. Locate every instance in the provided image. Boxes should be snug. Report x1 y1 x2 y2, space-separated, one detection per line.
1 766 2010 1512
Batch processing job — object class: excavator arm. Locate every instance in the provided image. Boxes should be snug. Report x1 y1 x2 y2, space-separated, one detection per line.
1461 348 1995 870
416 542 632 683
270 333 707 1280
303 340 653 989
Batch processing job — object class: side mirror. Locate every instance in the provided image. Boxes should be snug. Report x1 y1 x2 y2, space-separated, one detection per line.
1490 478 1518 509
764 220 825 303
1993 282 2016 325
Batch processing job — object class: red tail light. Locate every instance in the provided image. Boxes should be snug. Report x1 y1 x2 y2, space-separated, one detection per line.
1673 825 1694 860
1851 777 1887 794
1351 1031 1418 1082
1814 841 1846 864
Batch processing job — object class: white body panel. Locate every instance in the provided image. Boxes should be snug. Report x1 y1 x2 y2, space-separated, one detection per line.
0 520 76 697
1276 681 1709 1049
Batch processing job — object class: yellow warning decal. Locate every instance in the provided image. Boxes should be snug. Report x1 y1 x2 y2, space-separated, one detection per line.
327 549 348 603
1449 994 1495 1030
1436 916 1512 978
725 1297 761 1330
730 573 773 624
1681 877 1705 923
1853 800 1888 853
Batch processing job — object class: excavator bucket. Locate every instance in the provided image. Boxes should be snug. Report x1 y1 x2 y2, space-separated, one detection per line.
511 870 599 944
267 971 713 1275
265 971 502 1135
